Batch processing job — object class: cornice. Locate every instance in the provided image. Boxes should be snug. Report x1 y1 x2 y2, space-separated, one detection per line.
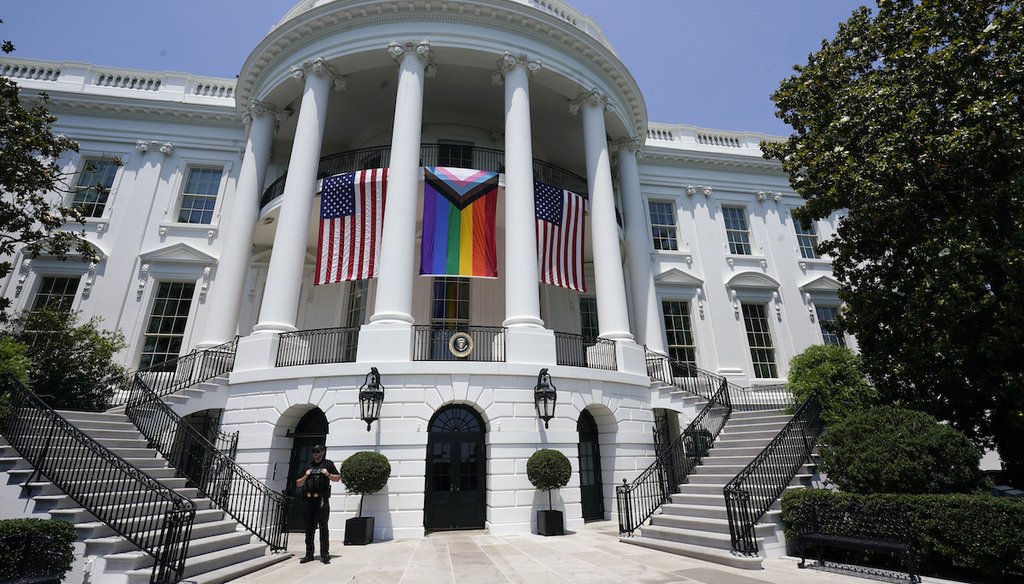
640 145 785 172
43 92 241 128
237 0 647 138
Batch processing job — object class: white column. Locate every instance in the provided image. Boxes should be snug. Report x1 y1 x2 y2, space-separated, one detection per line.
495 52 543 328
253 58 343 334
359 41 433 362
570 91 633 342
199 102 283 347
615 138 665 353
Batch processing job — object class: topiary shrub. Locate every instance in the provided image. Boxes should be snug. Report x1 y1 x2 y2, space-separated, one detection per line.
527 449 571 511
340 451 391 517
818 406 983 495
0 518 77 582
788 344 876 425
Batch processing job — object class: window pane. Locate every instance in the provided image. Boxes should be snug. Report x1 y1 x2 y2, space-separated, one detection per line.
648 201 678 251
72 159 118 218
816 306 846 347
723 207 752 255
431 277 470 327
742 303 777 378
579 297 599 338
437 143 474 168
178 167 222 224
794 218 820 259
662 300 696 367
31 277 79 312
139 281 195 370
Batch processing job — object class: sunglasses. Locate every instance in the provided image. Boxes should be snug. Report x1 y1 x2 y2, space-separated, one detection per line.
312 450 323 454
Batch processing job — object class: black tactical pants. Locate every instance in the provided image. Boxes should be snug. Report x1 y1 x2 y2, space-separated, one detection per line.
304 494 330 558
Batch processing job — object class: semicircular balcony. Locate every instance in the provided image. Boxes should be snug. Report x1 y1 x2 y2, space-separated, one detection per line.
259 144 588 211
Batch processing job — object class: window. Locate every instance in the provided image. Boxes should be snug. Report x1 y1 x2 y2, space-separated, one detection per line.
648 201 678 251
579 297 599 338
31 276 79 312
437 142 474 168
140 282 195 370
794 217 820 259
71 158 118 218
178 167 223 224
742 303 778 378
431 277 470 328
345 280 369 328
816 306 846 348
723 206 752 255
662 300 696 367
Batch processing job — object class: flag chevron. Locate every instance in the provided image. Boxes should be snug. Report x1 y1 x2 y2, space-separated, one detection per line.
424 167 498 210
420 166 498 278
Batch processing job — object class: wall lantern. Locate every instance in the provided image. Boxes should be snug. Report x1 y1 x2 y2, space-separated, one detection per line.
534 368 557 429
359 367 385 431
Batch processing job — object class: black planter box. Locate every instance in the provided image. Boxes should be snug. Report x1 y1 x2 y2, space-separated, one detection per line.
344 516 374 545
536 509 564 536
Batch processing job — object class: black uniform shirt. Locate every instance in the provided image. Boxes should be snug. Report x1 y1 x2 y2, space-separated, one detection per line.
303 458 339 496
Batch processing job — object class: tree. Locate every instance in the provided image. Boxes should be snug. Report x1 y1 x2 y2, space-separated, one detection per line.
526 449 571 511
788 344 876 425
0 19 98 322
4 310 127 411
339 451 391 517
763 1 1024 485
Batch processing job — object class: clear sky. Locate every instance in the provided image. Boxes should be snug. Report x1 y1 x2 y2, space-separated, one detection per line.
1 0 868 135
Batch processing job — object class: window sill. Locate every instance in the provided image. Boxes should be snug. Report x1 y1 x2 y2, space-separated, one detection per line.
798 258 833 270
749 378 787 387
158 222 219 240
652 249 693 263
726 254 767 269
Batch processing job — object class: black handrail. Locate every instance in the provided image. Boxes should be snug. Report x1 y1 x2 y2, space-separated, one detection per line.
259 144 589 209
553 332 617 370
0 375 195 584
412 325 506 362
617 378 732 535
124 347 291 552
724 394 824 554
107 337 239 407
645 349 794 411
277 327 360 367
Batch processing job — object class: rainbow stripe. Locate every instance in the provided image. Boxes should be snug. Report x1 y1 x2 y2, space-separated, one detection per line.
420 167 498 278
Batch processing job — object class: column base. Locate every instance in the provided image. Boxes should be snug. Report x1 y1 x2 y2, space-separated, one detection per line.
502 316 545 328
251 321 298 334
368 311 415 325
233 333 280 373
616 340 648 376
505 327 556 366
356 322 413 362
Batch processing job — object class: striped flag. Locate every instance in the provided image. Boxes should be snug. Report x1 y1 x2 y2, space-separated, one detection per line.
314 169 387 285
419 167 498 278
535 181 586 291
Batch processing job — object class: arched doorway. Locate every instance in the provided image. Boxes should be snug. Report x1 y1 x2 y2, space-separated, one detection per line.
423 405 486 531
285 407 329 531
577 409 605 521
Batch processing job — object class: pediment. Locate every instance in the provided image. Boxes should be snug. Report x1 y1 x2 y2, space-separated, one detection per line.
654 268 704 287
35 240 109 261
726 271 780 290
800 275 842 293
139 243 215 264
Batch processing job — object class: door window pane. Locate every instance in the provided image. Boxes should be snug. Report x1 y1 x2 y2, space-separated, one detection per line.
742 303 777 378
140 282 195 370
662 300 696 367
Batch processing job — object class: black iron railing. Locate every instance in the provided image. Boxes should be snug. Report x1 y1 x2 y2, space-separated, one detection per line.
125 348 290 552
260 144 589 209
553 332 617 370
0 375 195 584
412 325 506 362
617 378 732 535
276 327 360 367
107 337 239 407
724 394 824 554
645 349 794 412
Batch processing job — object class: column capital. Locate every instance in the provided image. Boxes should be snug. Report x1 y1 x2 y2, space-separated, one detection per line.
610 137 643 158
290 57 346 90
569 89 615 115
242 100 291 126
388 40 437 77
491 51 541 85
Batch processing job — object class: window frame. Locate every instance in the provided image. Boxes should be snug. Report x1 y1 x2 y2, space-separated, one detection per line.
815 305 846 348
661 299 697 368
579 296 599 339
69 156 121 219
647 199 680 252
176 165 225 225
722 205 754 256
741 302 778 379
30 275 81 312
430 277 471 329
139 280 197 370
793 214 820 260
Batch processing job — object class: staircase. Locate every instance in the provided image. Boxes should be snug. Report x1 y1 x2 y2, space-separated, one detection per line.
621 408 815 568
0 409 290 584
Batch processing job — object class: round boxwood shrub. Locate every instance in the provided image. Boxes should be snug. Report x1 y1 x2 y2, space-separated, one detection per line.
0 518 77 582
527 449 571 510
818 406 983 495
788 344 876 424
340 451 391 516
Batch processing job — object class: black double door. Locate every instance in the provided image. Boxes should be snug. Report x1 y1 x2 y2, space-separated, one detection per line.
578 410 605 521
423 406 486 531
285 408 329 531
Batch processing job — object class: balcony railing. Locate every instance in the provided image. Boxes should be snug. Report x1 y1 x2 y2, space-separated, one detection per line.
553 332 616 371
412 325 506 362
260 145 588 209
277 327 360 367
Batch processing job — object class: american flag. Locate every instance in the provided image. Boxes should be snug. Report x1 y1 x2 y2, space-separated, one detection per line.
314 169 387 284
535 181 586 291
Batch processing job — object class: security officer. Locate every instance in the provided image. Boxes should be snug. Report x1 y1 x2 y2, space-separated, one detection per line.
295 444 340 563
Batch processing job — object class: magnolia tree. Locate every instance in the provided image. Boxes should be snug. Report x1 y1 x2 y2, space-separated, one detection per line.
764 0 1024 485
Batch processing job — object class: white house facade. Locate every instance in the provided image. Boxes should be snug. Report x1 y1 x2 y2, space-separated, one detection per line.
0 1 850 581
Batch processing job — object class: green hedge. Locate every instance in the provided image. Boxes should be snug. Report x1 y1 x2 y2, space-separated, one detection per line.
782 489 1024 580
0 518 77 581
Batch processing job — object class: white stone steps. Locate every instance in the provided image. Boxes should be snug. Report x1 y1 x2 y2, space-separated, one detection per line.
76 508 226 540
650 513 776 538
621 536 764 570
84 519 239 555
104 530 255 572
125 542 268 582
185 551 293 584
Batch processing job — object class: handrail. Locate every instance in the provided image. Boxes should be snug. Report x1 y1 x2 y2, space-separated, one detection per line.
553 332 616 370
124 347 290 552
724 394 824 554
645 348 794 411
259 144 589 209
277 326 360 367
412 325 506 362
616 379 732 534
0 375 195 584
107 337 239 407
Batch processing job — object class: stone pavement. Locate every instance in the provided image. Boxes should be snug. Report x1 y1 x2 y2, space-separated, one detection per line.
234 521 937 584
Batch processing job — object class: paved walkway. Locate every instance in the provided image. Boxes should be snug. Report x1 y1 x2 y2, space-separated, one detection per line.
236 522 928 584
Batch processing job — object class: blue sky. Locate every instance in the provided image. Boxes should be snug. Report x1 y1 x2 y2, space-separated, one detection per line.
2 1 867 135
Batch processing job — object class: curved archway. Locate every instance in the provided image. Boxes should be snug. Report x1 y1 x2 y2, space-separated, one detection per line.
577 409 605 521
285 407 329 530
423 404 486 531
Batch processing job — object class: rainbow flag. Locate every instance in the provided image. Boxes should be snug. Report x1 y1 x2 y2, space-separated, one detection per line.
420 167 498 278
